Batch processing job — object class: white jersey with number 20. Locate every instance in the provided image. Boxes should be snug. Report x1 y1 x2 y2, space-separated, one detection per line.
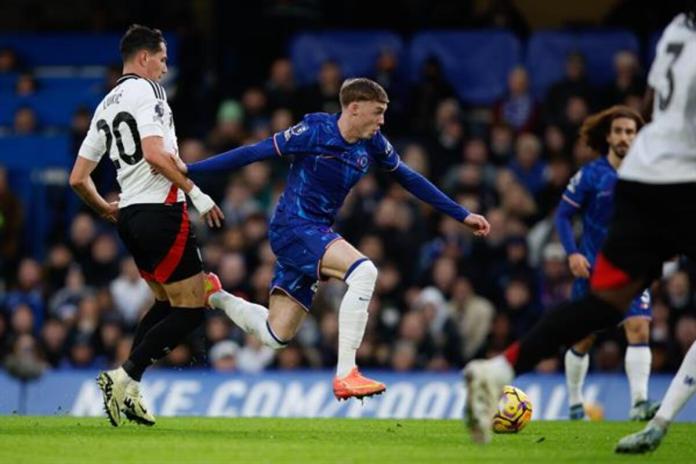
78 74 184 207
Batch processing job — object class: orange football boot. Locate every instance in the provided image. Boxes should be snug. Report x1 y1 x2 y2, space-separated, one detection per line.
333 367 386 400
203 272 222 307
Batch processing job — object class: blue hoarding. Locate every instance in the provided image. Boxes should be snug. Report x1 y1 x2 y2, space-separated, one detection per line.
0 370 693 421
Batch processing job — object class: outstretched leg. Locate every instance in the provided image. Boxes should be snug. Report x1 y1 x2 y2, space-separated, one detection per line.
616 341 696 453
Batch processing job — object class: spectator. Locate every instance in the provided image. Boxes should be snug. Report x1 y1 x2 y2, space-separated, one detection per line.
208 100 245 153
536 156 572 218
410 56 456 135
40 318 67 368
450 277 495 361
415 287 462 368
5 334 46 379
241 86 269 133
493 66 539 133
209 340 239 372
508 133 546 196
538 242 572 308
501 277 540 339
603 51 645 107
205 313 232 348
0 47 19 73
237 334 275 373
297 59 343 115
372 48 408 132
43 244 74 294
391 340 418 371
265 58 298 114
4 258 45 331
14 71 37 96
48 265 89 323
83 233 120 287
10 304 35 336
489 123 515 166
97 315 123 366
68 213 96 268
544 51 595 124
13 107 38 135
109 258 152 328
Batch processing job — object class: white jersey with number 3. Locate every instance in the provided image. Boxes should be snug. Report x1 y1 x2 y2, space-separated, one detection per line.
620 13 696 184
78 73 184 207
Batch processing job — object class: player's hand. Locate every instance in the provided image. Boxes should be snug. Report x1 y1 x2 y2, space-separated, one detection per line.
463 213 491 237
100 201 119 223
203 204 224 228
188 185 224 227
568 253 591 278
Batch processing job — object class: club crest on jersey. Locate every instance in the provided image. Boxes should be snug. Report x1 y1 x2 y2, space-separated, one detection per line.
358 155 368 168
284 122 308 141
153 101 166 124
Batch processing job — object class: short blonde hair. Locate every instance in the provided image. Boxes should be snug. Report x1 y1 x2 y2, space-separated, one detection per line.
339 78 389 107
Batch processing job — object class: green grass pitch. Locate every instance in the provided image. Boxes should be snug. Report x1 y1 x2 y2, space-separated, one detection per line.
1 417 694 463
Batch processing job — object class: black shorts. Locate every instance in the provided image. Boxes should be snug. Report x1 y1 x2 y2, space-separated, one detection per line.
117 202 203 284
593 180 696 288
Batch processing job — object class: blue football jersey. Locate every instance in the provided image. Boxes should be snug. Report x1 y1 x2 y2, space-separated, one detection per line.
270 112 400 226
561 156 617 266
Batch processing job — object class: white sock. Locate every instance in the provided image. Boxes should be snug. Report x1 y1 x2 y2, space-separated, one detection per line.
113 366 134 383
565 349 589 407
655 341 696 423
625 345 651 405
210 291 286 349
336 260 377 377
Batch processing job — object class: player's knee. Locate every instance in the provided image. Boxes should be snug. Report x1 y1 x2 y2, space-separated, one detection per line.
624 318 650 343
346 259 378 291
263 321 290 350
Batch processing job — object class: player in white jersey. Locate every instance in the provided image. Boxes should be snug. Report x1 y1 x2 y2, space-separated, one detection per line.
69 24 224 427
462 7 696 449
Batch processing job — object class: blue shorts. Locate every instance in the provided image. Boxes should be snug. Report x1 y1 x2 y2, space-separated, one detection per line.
268 222 343 311
571 279 652 320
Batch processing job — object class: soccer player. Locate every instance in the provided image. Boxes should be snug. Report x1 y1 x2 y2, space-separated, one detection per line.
185 78 490 399
69 24 224 426
615 341 696 453
463 8 696 444
555 106 659 421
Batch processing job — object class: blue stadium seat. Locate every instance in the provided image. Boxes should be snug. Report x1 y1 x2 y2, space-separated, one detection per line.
0 72 17 91
289 31 404 85
526 30 640 98
37 76 104 93
646 29 664 69
0 33 178 67
409 30 522 105
0 90 102 128
0 135 74 258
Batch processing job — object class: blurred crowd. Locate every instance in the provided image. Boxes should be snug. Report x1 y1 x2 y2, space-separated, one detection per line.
2 38 696 378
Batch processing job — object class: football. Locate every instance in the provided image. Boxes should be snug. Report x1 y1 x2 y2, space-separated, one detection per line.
492 385 533 433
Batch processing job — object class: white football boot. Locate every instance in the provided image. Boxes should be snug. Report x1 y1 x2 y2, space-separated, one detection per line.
96 368 130 427
463 357 514 444
123 381 156 426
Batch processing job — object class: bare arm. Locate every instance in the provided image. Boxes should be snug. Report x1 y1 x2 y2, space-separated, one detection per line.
69 156 118 223
142 136 195 193
142 136 224 227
